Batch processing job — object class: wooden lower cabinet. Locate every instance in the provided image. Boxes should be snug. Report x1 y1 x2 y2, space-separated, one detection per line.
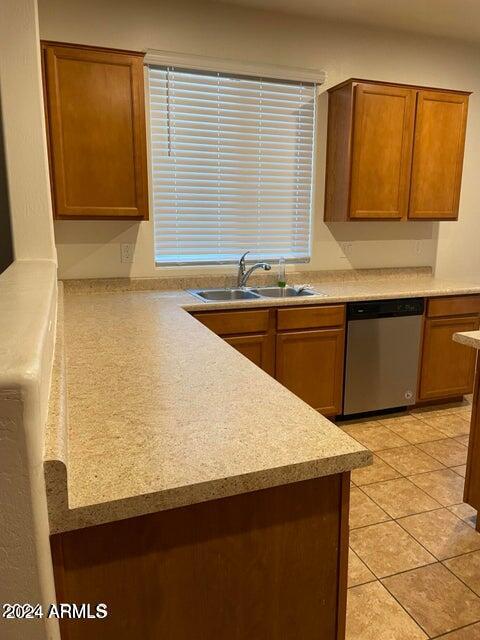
224 333 275 375
195 297 480 414
419 315 479 401
193 305 346 416
193 309 275 375
51 474 351 640
276 328 345 416
224 334 275 376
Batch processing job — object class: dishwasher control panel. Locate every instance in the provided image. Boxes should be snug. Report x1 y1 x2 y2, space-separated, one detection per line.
347 298 425 320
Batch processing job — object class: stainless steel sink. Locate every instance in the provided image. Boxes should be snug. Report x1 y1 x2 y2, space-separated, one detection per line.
187 286 324 302
188 288 261 302
251 286 320 298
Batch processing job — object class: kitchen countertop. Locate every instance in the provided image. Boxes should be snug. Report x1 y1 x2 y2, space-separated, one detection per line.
45 272 480 533
454 330 480 350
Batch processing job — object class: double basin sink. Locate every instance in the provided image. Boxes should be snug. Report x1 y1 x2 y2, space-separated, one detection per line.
188 286 323 302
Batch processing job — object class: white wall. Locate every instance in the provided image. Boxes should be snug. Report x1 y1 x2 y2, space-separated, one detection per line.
38 0 480 282
0 0 56 262
0 1 59 638
0 263 59 640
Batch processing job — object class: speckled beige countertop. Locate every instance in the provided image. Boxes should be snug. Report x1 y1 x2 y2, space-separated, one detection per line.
454 330 480 350
45 269 480 534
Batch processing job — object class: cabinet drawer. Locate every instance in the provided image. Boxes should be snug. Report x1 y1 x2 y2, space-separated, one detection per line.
193 309 270 336
277 305 345 331
427 295 480 318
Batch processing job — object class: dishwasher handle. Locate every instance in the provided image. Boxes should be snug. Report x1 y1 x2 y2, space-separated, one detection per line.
347 298 425 320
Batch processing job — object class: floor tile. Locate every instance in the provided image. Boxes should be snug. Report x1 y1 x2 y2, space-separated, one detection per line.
362 477 441 518
409 469 465 506
346 404 477 636
378 412 421 426
444 550 480 596
438 622 480 639
455 406 473 419
448 503 477 528
351 453 401 486
412 400 472 419
348 549 376 588
380 414 447 444
350 487 390 529
416 413 471 438
341 421 409 451
452 465 467 478
350 521 435 578
417 439 468 467
382 563 480 637
346 581 428 640
376 445 444 476
398 508 480 560
411 407 454 420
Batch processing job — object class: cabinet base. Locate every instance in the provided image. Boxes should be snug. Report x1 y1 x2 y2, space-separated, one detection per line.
51 474 350 640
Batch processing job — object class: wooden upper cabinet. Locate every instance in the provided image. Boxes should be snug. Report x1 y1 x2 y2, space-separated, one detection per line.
41 42 149 220
409 91 469 220
324 79 470 222
349 84 415 219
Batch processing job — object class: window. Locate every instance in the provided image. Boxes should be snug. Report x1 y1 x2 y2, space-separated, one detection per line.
148 67 316 266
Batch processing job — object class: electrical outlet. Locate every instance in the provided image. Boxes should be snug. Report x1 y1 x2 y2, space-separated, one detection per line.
121 243 135 263
415 240 422 255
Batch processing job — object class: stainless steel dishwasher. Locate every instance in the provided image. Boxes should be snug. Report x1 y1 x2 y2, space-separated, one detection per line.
343 298 425 416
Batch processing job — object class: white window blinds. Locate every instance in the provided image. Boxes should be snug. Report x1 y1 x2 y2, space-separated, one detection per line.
148 67 315 265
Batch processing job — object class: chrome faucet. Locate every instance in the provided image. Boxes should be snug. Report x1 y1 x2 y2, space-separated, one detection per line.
237 251 272 287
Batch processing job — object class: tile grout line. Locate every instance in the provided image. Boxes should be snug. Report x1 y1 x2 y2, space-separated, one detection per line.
379 578 437 639
348 578 431 638
357 487 443 522
432 620 480 638
393 507 480 564
350 470 469 530
380 570 480 639
405 471 466 508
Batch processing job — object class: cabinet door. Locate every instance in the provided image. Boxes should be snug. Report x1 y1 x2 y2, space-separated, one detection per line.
419 316 479 401
409 91 469 220
224 334 275 376
43 43 148 220
349 83 415 219
276 329 345 416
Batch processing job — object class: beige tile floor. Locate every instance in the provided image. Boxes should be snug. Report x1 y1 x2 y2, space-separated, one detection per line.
342 397 480 639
